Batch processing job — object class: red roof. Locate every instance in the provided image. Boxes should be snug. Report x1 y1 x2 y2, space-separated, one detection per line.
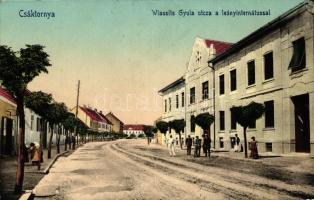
123 124 145 131
0 86 16 105
204 40 232 56
80 106 111 124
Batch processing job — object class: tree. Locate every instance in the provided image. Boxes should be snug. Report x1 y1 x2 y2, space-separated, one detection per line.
0 45 51 192
25 91 53 169
46 102 68 158
62 112 77 151
230 102 265 158
195 112 214 157
144 125 155 145
156 121 168 134
169 119 185 149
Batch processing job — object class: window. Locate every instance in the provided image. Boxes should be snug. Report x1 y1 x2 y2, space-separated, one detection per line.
219 111 225 131
30 115 34 131
36 118 41 132
202 81 209 100
230 69 237 91
265 143 272 152
176 94 179 108
230 109 237 130
169 98 172 111
264 100 274 128
164 100 167 112
190 87 195 104
219 74 225 95
247 60 255 86
289 37 306 72
181 92 184 107
191 115 195 132
219 137 224 148
264 52 274 80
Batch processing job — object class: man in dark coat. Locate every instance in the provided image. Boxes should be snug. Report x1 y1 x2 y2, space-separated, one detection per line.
203 134 211 157
194 136 201 157
185 135 192 155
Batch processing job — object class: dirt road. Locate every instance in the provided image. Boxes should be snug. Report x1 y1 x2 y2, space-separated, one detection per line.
33 140 314 200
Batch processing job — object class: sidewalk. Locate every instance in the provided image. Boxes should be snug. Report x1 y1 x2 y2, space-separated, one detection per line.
122 140 314 179
0 145 70 200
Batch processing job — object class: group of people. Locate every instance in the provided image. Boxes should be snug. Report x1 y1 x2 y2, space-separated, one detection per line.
167 133 259 159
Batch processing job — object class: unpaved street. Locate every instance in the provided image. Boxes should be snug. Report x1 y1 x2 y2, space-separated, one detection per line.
33 140 314 200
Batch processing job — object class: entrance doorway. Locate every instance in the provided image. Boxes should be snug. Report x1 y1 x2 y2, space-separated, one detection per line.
292 94 310 153
1 117 14 155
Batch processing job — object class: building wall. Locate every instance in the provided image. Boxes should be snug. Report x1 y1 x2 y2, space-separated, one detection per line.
185 38 214 141
0 98 17 155
160 81 186 143
106 113 123 133
214 8 314 155
123 130 144 137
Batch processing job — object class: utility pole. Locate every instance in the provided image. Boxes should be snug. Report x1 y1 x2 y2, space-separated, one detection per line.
73 80 80 149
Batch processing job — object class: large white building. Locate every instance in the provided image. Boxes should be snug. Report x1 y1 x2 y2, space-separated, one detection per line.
158 1 314 156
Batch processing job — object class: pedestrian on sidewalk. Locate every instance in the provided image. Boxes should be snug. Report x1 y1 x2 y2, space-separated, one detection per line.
185 135 192 155
234 134 240 152
194 136 201 157
24 144 29 163
29 143 41 170
167 135 176 157
249 137 259 159
202 134 211 157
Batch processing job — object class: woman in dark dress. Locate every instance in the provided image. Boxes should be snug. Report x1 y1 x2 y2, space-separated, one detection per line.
249 137 259 159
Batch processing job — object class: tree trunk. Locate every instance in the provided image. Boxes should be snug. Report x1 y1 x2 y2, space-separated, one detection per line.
72 133 76 150
178 132 183 149
56 125 60 154
208 128 211 158
48 125 54 159
243 127 248 158
14 95 25 193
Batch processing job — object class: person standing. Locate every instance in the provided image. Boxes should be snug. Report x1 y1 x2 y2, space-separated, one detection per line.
234 134 240 152
194 136 201 157
203 134 211 157
185 135 192 155
167 135 176 157
249 137 259 159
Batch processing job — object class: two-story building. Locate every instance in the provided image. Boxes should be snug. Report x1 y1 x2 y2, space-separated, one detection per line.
158 1 314 156
210 0 314 155
105 112 124 134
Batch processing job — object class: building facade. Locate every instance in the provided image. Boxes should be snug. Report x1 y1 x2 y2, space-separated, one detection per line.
74 106 112 133
123 124 145 137
158 1 314 156
105 112 124 133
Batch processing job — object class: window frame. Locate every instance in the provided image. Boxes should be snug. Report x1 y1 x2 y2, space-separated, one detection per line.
230 69 237 92
219 74 225 95
263 51 274 80
247 60 256 86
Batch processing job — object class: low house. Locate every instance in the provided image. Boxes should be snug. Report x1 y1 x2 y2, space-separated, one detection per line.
123 124 145 137
105 112 124 133
0 86 17 155
74 105 112 133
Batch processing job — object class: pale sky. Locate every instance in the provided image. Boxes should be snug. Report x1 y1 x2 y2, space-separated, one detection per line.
0 0 303 125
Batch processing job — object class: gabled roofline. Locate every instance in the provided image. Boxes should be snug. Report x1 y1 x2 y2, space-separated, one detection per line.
158 76 185 94
209 1 308 64
106 112 124 124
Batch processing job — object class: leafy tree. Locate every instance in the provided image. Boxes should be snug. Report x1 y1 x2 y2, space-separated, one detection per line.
195 112 214 157
128 133 136 139
169 119 185 149
230 102 265 158
138 133 145 138
25 91 53 168
156 121 168 134
144 125 155 145
62 112 77 151
46 102 68 157
0 44 51 192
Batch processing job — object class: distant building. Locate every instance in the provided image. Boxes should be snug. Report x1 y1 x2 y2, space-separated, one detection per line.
74 106 112 133
105 112 124 133
123 124 145 137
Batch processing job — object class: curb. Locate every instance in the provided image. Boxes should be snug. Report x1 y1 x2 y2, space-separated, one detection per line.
18 151 70 200
43 150 69 174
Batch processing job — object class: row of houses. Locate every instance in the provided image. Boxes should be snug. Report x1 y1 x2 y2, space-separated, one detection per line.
0 86 125 156
158 0 314 156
